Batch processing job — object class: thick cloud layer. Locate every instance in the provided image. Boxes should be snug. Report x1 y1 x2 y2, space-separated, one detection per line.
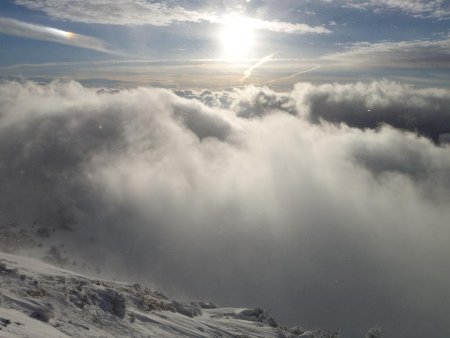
1 80 450 337
180 82 450 143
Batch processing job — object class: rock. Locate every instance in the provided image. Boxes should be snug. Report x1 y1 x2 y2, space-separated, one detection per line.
128 312 136 323
0 317 11 327
97 288 126 319
171 301 202 318
191 301 217 309
30 308 53 322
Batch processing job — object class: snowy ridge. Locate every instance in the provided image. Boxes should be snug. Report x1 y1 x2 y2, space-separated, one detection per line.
0 252 340 338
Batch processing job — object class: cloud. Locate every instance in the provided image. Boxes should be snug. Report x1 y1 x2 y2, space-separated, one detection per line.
15 0 214 26
0 17 111 53
323 37 450 68
239 16 331 34
14 0 331 34
0 58 327 88
340 0 450 18
292 81 450 143
1 80 450 337
177 81 450 143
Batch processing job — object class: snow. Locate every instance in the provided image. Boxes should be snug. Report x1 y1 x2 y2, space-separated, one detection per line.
0 307 70 338
0 251 326 338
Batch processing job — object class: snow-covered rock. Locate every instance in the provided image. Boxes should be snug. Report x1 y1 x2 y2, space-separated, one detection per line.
0 251 338 337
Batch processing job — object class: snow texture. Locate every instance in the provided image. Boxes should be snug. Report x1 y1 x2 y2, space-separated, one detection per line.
0 251 339 338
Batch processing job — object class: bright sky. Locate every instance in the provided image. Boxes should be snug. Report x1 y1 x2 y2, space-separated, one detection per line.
0 0 449 87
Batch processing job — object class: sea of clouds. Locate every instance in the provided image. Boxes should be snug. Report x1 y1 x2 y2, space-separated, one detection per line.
1 80 450 337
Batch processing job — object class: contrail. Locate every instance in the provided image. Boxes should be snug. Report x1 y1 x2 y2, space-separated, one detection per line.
0 17 114 54
241 53 275 82
285 64 321 79
266 64 321 85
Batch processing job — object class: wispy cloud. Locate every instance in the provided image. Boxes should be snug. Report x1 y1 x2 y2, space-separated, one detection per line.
15 0 213 26
231 17 331 34
0 58 327 88
323 37 450 68
0 17 112 53
14 0 331 34
339 0 450 19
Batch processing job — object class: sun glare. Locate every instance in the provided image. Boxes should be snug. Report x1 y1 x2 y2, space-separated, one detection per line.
220 16 255 61
47 27 76 40
65 31 75 39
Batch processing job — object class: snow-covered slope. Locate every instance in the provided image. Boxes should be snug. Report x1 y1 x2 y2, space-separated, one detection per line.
0 251 339 338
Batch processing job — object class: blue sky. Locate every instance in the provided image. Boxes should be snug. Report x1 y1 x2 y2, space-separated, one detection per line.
0 0 449 87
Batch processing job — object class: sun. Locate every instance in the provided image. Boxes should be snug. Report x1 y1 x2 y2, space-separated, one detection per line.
220 16 255 61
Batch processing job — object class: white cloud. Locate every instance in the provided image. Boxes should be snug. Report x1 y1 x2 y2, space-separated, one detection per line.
1 79 450 337
242 16 331 34
14 0 331 34
179 81 450 142
0 17 111 53
292 81 450 142
15 0 213 26
342 0 450 18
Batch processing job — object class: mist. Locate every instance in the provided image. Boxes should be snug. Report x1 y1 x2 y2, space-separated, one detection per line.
1 80 450 337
